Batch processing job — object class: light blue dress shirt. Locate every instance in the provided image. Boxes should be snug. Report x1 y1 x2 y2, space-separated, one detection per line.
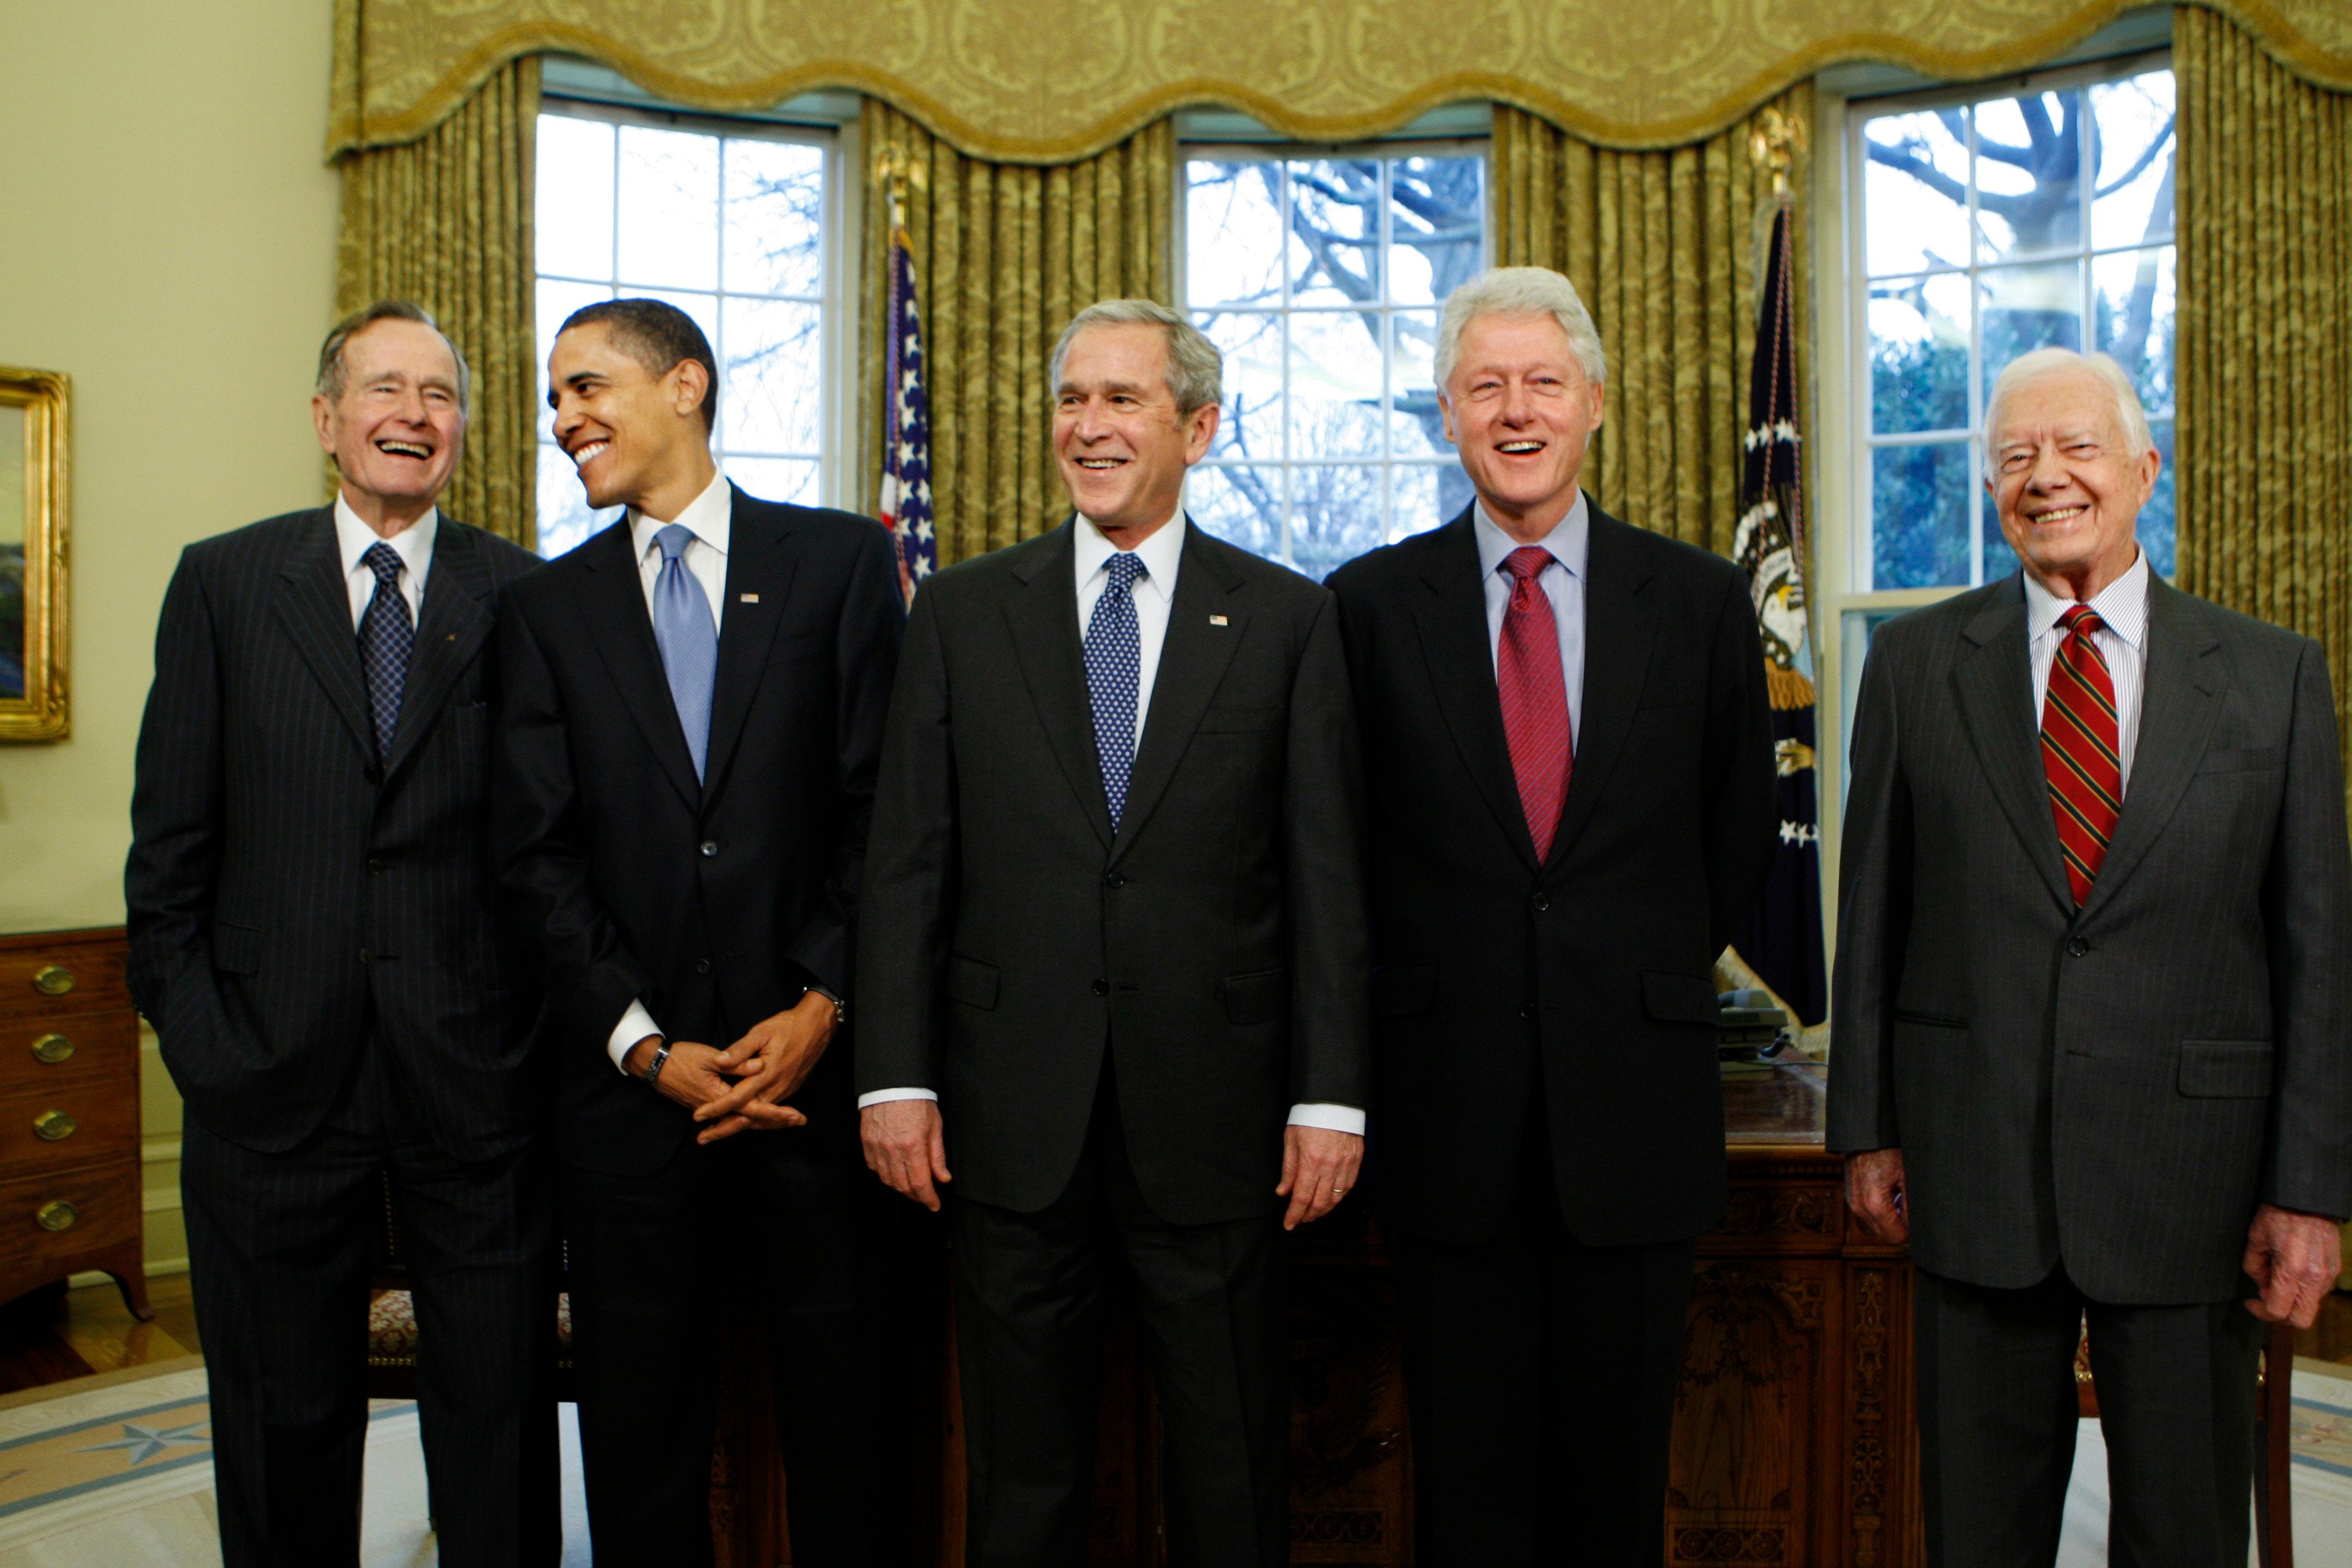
1472 491 1589 748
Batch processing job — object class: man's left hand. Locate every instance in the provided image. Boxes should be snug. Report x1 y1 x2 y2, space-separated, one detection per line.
2243 1203 2342 1328
693 991 839 1142
1278 1126 1362 1231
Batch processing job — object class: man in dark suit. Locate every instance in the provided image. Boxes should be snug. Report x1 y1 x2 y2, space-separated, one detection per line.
1327 266 1778 1565
495 298 907 1567
125 299 555 1566
1829 347 2352 1566
857 299 1371 1567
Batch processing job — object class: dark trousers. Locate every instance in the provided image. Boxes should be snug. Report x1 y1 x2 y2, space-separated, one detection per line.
949 1067 1290 1568
181 1049 560 1568
563 1123 908 1568
1914 1264 2261 1568
1391 1103 1697 1567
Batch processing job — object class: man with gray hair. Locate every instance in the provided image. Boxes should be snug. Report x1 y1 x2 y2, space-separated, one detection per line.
858 298 1371 1564
127 300 556 1564
1830 346 2352 1564
1328 265 1778 1562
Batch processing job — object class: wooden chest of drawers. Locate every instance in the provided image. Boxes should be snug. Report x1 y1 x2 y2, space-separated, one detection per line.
0 929 149 1320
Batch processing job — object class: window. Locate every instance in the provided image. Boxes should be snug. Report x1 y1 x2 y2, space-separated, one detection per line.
1180 147 1488 579
532 103 841 557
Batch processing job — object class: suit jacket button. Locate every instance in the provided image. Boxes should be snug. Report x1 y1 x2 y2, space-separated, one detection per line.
367 858 386 875
1532 893 1550 913
1092 978 1109 996
2067 936 2089 957
700 841 719 858
1520 1002 1537 1021
358 948 373 965
1104 871 1125 889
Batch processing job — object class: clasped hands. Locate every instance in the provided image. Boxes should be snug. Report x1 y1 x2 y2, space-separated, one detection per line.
622 988 838 1145
861 1099 1363 1230
1844 1146 2343 1329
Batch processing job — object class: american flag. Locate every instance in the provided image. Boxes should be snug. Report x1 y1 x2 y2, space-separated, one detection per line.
878 226 936 605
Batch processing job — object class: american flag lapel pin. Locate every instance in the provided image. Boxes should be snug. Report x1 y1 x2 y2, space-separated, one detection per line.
739 592 760 603
1209 614 1228 626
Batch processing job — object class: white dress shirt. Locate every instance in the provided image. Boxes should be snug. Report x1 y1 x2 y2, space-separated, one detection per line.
859 511 1365 1137
333 495 435 632
2023 547 2151 795
1472 494 1589 746
606 469 734 1071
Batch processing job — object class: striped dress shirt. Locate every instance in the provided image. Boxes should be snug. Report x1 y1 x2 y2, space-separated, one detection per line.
2023 547 2151 795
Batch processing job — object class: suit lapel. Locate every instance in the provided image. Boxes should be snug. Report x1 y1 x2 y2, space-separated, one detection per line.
270 510 375 764
1411 508 1540 871
573 521 703 811
1544 506 1658 873
1004 523 1114 851
2077 580 2226 921
381 519 494 780
1112 522 1247 860
699 490 801 804
1951 581 2074 912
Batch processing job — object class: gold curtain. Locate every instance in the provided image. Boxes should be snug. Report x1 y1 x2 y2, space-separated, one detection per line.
2177 7 2352 802
860 102 1174 564
335 57 540 546
1492 88 1812 557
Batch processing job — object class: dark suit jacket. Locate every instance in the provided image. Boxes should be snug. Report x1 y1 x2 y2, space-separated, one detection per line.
1327 501 1779 1247
1827 573 2352 1302
125 508 543 1159
855 519 1372 1226
494 486 904 1176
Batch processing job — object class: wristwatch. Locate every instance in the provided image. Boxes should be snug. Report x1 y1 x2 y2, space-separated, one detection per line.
636 1039 673 1086
808 985 848 1027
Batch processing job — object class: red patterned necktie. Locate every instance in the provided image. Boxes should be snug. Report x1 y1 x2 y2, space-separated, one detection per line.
1497 545 1573 861
2042 603 2122 907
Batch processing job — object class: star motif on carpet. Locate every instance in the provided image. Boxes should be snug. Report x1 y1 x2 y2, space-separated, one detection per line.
76 1419 211 1468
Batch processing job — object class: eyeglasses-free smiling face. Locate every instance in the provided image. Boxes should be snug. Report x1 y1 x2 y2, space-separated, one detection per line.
547 321 713 514
1440 312 1606 540
1051 322 1218 544
1985 365 2160 598
313 318 466 524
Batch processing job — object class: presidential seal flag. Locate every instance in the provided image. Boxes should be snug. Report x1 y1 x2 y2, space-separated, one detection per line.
878 221 936 606
1730 201 1828 1027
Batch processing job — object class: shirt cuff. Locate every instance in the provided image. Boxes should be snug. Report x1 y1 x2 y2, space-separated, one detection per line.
857 1087 939 1109
1287 1103 1365 1135
607 1000 661 1074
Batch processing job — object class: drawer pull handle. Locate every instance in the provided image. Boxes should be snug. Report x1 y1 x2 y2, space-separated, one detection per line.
35 1201 76 1233
31 967 73 998
30 1034 73 1065
33 1111 75 1143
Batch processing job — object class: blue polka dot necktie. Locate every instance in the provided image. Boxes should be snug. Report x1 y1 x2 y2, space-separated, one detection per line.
356 543 412 761
652 524 719 781
1085 551 1146 831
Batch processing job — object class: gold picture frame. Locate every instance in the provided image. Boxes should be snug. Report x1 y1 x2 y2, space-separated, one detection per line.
0 367 68 740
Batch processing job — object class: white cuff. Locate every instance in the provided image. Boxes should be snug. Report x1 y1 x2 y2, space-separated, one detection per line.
1287 1102 1365 1135
607 1000 661 1074
857 1087 939 1109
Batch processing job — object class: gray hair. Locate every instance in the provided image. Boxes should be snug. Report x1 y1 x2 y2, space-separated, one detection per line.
316 299 471 414
1049 299 1223 414
1435 267 1608 392
1982 348 2154 481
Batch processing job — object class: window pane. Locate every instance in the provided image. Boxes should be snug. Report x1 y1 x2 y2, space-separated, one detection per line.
1187 464 1282 559
1862 109 1969 276
1286 159 1380 309
1387 157 1484 305
537 116 615 281
537 277 615 441
1186 162 1285 309
1388 310 1447 458
1871 440 1973 590
1288 312 1383 460
724 139 825 298
1980 263 2082 405
2091 71 2176 252
727 456 820 506
616 125 719 290
2093 247 2175 417
721 297 823 456
1289 464 1385 580
1868 274 1969 434
1974 90 2082 263
1984 486 2018 583
1197 312 1282 463
1390 462 1463 538
537 443 618 560
2139 417 2175 580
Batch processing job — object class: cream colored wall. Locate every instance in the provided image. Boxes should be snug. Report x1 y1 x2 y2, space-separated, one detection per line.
0 0 344 1273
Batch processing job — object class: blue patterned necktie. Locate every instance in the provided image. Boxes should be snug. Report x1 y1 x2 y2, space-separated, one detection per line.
652 524 719 781
356 543 412 760
1085 551 1146 830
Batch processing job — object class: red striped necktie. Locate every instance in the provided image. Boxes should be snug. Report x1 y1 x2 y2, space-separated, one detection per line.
1497 545 1573 861
2042 603 2122 907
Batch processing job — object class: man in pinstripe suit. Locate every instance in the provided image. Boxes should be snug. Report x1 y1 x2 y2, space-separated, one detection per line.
126 302 557 1567
1829 348 2352 1567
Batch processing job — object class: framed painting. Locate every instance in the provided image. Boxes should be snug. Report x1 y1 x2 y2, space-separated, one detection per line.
0 366 68 740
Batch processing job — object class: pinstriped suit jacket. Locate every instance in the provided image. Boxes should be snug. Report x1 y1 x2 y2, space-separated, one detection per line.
126 508 546 1159
1827 572 2352 1302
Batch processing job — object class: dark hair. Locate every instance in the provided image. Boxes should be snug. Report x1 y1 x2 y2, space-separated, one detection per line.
316 299 470 412
556 298 719 433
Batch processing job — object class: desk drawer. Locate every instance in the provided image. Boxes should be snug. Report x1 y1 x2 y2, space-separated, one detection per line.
0 1083 137 1181
0 1159 140 1276
0 944 131 1024
0 1008 138 1094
